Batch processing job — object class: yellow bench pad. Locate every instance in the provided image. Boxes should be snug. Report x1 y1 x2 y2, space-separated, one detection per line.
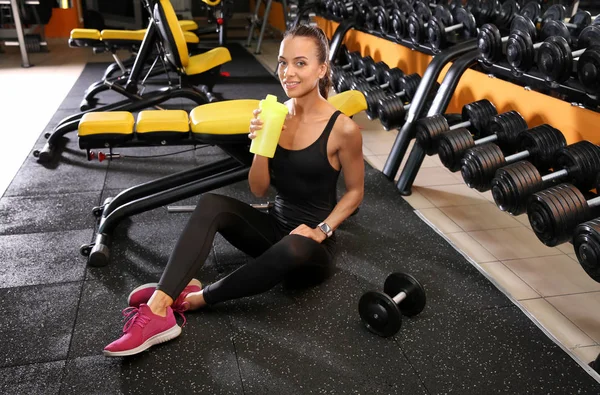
137 110 190 134
191 100 260 134
185 47 232 75
179 20 198 31
79 112 135 136
70 29 101 40
328 90 367 117
101 29 146 41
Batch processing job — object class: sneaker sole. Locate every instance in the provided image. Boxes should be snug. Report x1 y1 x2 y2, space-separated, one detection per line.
103 324 182 357
127 283 159 306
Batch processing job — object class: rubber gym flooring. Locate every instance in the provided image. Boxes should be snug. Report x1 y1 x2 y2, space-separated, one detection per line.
0 42 599 394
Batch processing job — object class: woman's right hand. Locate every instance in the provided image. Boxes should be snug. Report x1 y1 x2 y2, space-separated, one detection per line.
248 109 263 140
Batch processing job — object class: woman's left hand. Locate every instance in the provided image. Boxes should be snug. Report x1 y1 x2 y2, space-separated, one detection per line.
290 224 327 243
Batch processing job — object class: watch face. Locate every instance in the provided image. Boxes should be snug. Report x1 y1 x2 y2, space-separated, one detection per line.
319 223 331 234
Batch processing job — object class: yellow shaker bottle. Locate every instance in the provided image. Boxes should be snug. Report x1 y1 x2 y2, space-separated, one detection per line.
250 94 288 158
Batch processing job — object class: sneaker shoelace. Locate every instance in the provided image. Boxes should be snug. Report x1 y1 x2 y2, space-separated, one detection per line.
121 305 188 330
121 307 151 333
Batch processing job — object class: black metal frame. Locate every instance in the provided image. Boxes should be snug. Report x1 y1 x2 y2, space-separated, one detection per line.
394 50 480 195
382 39 479 180
82 141 253 267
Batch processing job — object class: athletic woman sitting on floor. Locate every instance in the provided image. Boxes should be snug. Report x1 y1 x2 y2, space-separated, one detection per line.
103 25 365 357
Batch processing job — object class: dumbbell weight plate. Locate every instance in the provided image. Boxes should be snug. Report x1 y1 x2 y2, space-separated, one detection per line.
517 124 567 169
376 7 392 35
537 35 573 83
461 143 507 191
455 7 478 39
557 141 600 189
391 9 408 40
527 183 589 246
540 4 566 26
573 219 600 282
494 0 519 28
578 25 600 51
384 272 426 317
476 0 498 25
541 20 571 45
578 45 600 95
511 14 537 42
433 5 454 26
519 1 540 21
506 29 536 73
358 291 402 337
491 160 544 215
397 0 413 15
437 128 475 171
478 23 503 65
461 99 497 137
570 11 593 38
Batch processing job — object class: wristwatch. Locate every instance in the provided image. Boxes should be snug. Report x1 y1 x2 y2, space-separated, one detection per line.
317 222 333 238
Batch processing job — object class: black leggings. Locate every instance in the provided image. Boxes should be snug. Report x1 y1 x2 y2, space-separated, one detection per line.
157 193 335 305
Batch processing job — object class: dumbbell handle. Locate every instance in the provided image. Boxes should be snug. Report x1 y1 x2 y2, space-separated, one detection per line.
443 23 465 34
541 168 568 183
505 150 530 162
475 134 498 145
392 291 407 304
589 196 600 208
573 49 586 58
534 42 543 50
450 120 471 131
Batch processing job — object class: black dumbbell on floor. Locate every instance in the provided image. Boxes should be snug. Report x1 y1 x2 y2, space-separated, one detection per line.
415 99 498 155
437 110 528 172
461 124 567 192
357 72 420 120
427 6 478 50
573 216 600 282
491 141 600 216
528 182 600 247
537 25 600 84
358 272 426 337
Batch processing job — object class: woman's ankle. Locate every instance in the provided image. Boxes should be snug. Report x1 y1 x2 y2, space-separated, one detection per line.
184 290 207 311
147 291 173 316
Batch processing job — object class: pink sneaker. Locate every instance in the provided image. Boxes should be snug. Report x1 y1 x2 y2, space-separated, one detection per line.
103 304 182 357
127 280 202 312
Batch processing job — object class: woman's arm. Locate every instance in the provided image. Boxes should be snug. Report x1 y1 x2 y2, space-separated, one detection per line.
248 155 271 197
322 117 364 232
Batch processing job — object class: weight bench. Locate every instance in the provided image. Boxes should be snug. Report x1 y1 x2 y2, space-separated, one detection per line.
78 89 368 267
68 27 201 88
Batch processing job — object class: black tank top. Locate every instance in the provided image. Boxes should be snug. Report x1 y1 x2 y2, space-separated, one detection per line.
269 111 342 246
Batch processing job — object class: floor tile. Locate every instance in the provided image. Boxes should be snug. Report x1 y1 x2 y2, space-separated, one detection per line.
441 203 523 231
445 232 498 263
479 261 541 300
418 184 489 207
503 255 600 297
547 292 600 344
0 229 92 288
0 282 81 367
0 360 64 395
400 305 600 394
401 186 436 209
418 208 463 233
520 299 597 349
413 166 463 187
469 227 564 260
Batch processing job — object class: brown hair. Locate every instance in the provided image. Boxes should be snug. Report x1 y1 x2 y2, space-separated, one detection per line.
283 24 331 99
